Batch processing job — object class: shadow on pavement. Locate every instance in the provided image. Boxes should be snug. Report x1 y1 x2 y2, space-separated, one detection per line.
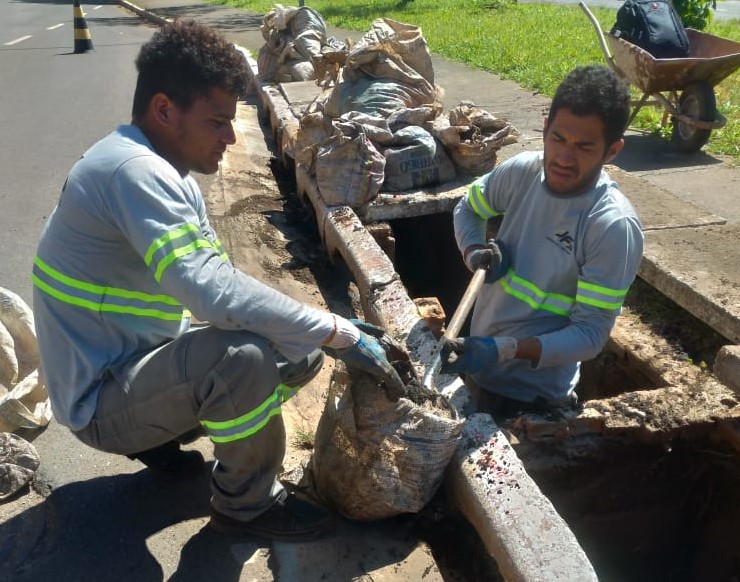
3 466 217 582
614 133 725 172
151 6 264 32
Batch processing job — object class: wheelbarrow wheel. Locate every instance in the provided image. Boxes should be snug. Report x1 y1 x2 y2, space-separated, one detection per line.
671 82 716 153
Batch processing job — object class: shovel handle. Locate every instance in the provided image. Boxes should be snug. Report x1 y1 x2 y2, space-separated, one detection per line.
422 267 487 392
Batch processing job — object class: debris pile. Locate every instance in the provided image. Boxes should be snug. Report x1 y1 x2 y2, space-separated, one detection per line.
0 287 49 500
262 9 518 208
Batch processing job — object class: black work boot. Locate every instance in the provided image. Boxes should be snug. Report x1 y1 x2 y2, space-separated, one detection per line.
276 348 325 388
208 490 335 542
127 440 205 479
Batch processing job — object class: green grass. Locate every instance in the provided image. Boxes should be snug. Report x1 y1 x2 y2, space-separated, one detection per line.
217 0 740 159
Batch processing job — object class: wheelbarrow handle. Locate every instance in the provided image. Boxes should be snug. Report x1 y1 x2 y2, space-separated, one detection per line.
422 267 487 392
579 1 618 73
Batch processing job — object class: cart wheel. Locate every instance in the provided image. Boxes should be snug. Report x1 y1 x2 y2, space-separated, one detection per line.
671 82 716 153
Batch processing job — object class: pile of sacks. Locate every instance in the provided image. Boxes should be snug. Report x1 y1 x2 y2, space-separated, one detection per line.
0 287 49 500
258 10 519 208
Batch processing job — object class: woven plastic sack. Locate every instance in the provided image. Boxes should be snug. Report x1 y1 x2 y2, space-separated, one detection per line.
0 287 50 432
311 363 463 520
381 125 456 192
257 5 327 82
315 124 385 207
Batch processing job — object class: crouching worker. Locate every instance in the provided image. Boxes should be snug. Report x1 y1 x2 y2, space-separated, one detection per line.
442 65 644 422
32 19 405 542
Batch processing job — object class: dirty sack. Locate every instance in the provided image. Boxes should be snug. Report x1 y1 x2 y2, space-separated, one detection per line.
257 4 328 82
319 18 441 119
428 102 519 176
314 115 389 207
0 432 40 500
381 125 456 192
0 287 50 433
310 361 463 521
0 287 48 501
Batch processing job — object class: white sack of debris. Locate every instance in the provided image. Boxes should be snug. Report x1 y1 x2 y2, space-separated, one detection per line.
257 4 328 82
319 18 442 119
0 287 51 433
311 363 463 520
428 102 520 176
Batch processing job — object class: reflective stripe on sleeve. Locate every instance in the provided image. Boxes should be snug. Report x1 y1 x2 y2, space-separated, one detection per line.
144 223 222 282
467 182 498 220
500 270 628 316
576 280 628 311
33 256 184 322
201 383 300 444
500 270 574 316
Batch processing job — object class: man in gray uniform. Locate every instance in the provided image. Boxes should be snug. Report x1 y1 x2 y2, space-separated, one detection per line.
33 20 404 541
442 65 644 420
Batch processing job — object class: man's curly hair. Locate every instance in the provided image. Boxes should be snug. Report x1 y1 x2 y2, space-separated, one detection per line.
132 19 248 118
547 65 630 146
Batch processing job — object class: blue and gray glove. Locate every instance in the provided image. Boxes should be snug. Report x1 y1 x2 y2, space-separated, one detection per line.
440 336 518 375
322 316 407 401
464 239 511 284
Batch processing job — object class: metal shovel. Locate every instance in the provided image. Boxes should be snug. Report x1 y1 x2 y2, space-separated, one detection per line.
422 266 487 392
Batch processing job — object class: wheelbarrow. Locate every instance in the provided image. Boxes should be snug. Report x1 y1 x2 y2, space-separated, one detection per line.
579 1 740 152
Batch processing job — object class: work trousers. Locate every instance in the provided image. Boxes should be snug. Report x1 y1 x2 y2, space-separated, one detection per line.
74 326 288 521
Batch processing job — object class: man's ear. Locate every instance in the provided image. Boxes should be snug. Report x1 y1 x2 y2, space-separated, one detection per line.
604 138 625 163
149 93 177 128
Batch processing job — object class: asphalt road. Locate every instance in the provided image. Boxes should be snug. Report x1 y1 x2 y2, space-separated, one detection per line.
0 0 156 305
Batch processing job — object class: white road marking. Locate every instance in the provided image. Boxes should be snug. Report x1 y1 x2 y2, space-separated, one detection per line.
4 35 32 46
46 23 65 31
93 5 102 9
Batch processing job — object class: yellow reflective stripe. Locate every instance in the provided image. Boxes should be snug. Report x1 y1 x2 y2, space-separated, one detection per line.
467 182 497 220
144 223 200 266
213 238 229 261
576 280 628 311
34 256 180 305
145 224 223 282
153 239 215 282
500 270 574 316
201 384 297 444
32 274 183 321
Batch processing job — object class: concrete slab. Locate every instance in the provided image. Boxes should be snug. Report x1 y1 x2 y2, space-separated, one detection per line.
640 225 740 344
606 165 727 231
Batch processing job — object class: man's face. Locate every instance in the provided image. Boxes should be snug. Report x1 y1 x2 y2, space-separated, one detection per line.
542 108 623 195
168 87 238 176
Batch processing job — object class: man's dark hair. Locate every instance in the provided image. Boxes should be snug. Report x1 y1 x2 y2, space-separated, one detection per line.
132 19 248 118
547 65 630 146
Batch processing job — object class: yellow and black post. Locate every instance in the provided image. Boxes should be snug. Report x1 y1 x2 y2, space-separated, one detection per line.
73 0 93 54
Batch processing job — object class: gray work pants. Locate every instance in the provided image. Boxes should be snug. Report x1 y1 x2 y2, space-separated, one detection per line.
74 326 286 521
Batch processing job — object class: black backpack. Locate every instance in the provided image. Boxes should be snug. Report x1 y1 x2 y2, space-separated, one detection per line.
610 0 691 59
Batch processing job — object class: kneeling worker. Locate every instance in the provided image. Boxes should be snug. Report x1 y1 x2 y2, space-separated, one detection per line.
33 20 404 541
442 65 644 421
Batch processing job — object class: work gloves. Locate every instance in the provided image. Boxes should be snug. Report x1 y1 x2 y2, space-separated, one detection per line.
322 316 407 401
440 336 518 375
464 239 511 284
